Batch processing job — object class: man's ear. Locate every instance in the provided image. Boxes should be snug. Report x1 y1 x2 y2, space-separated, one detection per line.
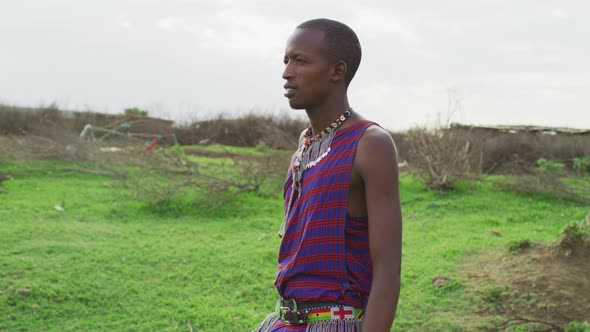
331 61 347 83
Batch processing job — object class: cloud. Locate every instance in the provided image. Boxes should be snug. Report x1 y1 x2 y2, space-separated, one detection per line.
351 79 454 129
157 17 195 33
498 43 532 54
353 8 420 45
155 10 293 59
118 19 132 29
549 8 568 20
479 71 590 94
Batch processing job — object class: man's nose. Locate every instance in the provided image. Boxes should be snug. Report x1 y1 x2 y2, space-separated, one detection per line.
282 61 294 80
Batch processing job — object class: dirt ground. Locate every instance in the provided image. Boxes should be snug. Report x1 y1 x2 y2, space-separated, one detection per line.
461 235 590 331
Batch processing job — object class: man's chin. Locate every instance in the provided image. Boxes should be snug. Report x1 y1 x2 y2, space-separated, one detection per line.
288 100 306 110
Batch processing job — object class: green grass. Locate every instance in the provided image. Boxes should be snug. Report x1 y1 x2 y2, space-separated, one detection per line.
1 158 588 331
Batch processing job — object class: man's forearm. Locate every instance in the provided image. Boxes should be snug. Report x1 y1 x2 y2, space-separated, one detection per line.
362 272 401 331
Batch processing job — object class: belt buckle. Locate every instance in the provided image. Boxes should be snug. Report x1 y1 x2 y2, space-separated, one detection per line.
280 299 308 326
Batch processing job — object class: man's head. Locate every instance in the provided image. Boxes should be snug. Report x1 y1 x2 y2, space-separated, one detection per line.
296 19 362 86
282 18 362 110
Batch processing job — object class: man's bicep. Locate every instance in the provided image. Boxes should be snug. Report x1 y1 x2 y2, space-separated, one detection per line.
358 130 402 262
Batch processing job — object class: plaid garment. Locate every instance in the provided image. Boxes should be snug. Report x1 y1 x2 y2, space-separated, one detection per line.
270 121 376 331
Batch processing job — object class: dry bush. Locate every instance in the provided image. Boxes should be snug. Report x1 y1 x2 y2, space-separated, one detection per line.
122 145 288 209
0 133 144 178
0 105 31 135
558 217 590 256
405 126 481 190
0 104 175 140
0 104 183 177
388 131 408 163
496 164 590 204
0 109 146 166
0 136 14 164
479 131 590 174
0 107 149 177
0 104 101 136
175 113 307 149
0 104 292 208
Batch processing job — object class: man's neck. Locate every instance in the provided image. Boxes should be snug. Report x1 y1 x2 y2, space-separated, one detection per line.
305 99 351 136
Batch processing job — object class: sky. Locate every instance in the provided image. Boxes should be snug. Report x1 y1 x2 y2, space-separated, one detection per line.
0 0 588 131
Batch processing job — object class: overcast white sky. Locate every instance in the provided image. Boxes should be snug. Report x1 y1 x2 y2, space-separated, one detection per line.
0 0 588 131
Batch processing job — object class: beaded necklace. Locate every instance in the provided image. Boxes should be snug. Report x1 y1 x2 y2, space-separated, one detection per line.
300 109 352 153
278 109 352 237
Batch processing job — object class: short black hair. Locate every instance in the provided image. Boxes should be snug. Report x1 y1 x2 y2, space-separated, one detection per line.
297 18 362 87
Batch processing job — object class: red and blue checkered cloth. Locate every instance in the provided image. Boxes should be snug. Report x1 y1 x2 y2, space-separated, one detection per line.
272 121 376 331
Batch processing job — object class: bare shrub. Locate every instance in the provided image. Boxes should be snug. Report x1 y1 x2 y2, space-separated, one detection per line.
496 163 590 204
558 218 590 256
388 131 408 163
0 104 293 208
0 136 14 164
0 103 183 175
405 126 481 191
175 113 307 149
122 145 288 209
0 105 32 135
456 126 590 174
0 133 141 178
0 104 175 141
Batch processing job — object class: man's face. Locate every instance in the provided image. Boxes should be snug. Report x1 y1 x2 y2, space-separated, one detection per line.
282 28 333 110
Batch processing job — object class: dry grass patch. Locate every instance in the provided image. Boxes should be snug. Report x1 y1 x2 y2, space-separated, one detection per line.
460 219 590 331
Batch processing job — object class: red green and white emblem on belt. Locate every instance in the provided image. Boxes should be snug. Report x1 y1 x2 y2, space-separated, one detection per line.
307 306 363 323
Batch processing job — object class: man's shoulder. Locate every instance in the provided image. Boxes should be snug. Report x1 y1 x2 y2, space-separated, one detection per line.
355 122 398 168
359 123 395 148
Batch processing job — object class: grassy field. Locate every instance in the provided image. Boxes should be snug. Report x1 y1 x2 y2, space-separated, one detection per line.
1 151 589 331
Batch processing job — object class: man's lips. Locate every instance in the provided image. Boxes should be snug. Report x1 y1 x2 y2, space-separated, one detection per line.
284 84 296 98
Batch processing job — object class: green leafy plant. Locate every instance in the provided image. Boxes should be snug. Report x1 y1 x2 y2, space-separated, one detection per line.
124 107 148 117
507 239 532 253
564 321 590 332
536 158 565 172
573 156 590 174
255 140 271 152
560 218 590 250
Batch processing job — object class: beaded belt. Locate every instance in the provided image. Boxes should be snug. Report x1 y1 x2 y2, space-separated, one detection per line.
276 299 364 326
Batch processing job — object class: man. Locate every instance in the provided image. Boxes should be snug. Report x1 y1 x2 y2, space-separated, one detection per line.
254 18 402 332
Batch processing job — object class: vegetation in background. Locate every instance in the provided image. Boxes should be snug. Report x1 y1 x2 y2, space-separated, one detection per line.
123 107 149 117
560 217 590 254
122 143 288 209
506 239 532 253
495 157 590 205
3 103 590 168
536 158 566 172
404 125 477 191
573 155 590 174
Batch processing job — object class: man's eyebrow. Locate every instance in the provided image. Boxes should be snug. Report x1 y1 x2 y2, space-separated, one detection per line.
286 52 305 59
285 50 305 58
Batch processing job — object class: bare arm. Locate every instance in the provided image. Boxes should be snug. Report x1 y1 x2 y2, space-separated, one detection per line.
355 127 402 332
